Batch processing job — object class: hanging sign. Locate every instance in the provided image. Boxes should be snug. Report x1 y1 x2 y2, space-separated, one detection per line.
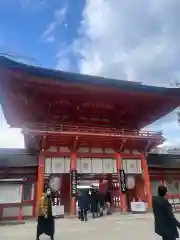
71 169 77 197
119 169 126 193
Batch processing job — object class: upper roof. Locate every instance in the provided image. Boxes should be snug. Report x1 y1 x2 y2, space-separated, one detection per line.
0 55 179 95
1 56 180 129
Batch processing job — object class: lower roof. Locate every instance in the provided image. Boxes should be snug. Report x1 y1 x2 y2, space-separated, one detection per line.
0 148 179 169
0 148 38 167
147 153 180 168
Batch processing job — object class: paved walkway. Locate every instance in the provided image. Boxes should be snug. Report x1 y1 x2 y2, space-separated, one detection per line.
0 213 175 240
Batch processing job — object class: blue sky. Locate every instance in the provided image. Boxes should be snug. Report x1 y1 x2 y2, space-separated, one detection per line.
0 0 85 148
0 0 84 70
0 0 180 149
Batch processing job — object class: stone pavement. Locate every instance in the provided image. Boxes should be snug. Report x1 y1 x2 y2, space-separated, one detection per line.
0 213 178 240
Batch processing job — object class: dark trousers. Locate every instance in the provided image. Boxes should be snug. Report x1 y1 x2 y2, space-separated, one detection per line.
80 209 88 221
92 212 98 218
36 216 54 240
99 206 104 217
162 237 176 240
78 210 81 219
105 202 111 215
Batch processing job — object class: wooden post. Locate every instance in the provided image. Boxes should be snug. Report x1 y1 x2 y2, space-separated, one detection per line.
18 183 24 223
141 154 152 209
70 152 77 216
116 153 127 212
35 154 45 217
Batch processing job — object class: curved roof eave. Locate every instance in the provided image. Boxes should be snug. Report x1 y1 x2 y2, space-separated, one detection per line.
1 56 180 97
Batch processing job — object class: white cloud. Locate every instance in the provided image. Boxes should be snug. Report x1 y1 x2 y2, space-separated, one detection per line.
42 22 56 41
144 110 180 148
56 43 73 71
71 0 180 148
74 0 180 86
41 7 67 43
0 128 24 148
20 0 47 10
56 57 71 71
0 107 24 148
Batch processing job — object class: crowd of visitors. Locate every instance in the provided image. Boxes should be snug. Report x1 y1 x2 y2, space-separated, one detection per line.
35 185 112 239
35 182 180 240
76 185 112 222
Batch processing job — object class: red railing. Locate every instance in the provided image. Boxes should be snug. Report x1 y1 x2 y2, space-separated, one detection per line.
23 123 163 139
167 194 180 212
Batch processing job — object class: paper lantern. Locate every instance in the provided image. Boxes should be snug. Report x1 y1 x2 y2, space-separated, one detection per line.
126 176 135 189
49 176 61 192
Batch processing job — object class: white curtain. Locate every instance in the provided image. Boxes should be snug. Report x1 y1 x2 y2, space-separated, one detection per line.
0 184 22 203
150 180 160 196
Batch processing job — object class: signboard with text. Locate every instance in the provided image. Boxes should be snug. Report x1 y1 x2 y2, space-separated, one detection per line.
71 169 77 197
119 169 126 193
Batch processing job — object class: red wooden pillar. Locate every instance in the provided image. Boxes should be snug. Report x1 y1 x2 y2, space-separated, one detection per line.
70 152 77 215
141 154 152 208
18 183 24 222
116 153 127 212
35 154 45 217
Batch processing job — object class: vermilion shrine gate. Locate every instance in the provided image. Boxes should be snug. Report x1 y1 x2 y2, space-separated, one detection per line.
0 56 180 215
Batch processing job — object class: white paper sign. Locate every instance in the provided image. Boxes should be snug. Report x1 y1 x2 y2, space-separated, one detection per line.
52 205 64 216
130 202 147 212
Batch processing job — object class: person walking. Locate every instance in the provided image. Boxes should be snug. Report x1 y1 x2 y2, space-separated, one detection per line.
78 190 89 222
98 191 105 217
90 186 99 219
76 191 81 219
152 185 180 240
36 187 55 240
104 188 112 215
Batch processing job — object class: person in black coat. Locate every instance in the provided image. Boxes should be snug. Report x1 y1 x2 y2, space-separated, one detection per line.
76 192 81 220
90 187 99 218
152 185 180 240
77 190 89 221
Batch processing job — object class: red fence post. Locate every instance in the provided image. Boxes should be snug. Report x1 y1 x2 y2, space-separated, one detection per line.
18 183 24 223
